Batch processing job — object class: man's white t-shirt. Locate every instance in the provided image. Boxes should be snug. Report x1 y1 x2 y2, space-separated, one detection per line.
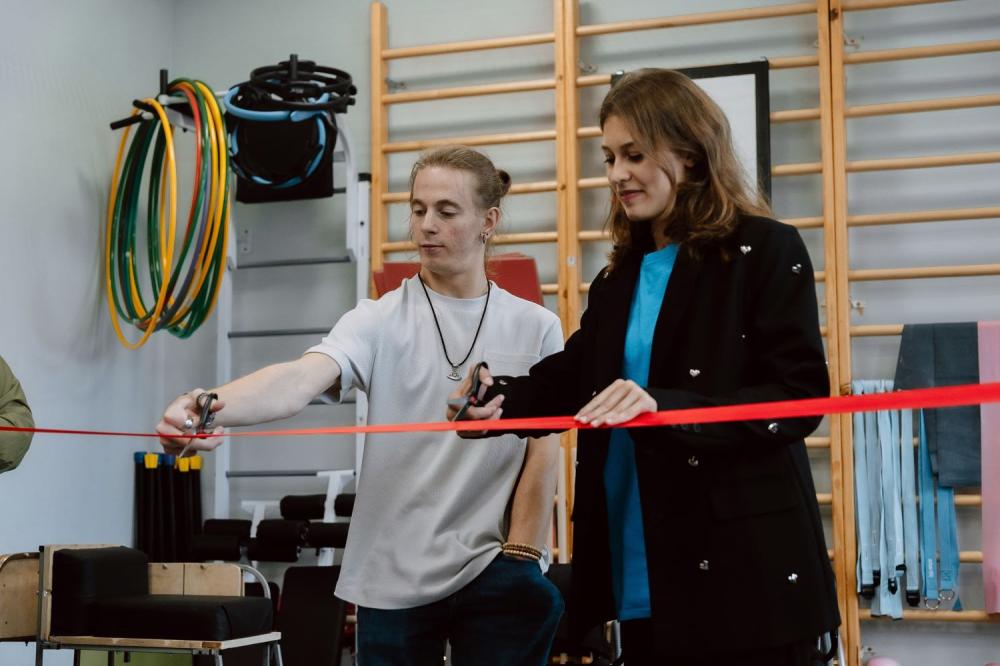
306 276 563 609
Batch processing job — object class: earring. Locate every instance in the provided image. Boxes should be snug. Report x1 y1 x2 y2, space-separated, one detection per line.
480 232 489 244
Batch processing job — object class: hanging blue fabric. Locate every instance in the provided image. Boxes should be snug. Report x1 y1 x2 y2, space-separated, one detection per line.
887 385 906 591
865 380 901 618
852 380 874 598
937 484 962 610
876 380 903 618
917 410 940 607
899 407 920 605
863 383 883 594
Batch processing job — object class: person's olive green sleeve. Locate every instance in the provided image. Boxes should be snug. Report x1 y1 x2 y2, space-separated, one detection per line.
0 356 33 473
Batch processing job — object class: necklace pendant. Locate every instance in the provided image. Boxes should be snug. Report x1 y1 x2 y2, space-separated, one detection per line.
447 367 462 381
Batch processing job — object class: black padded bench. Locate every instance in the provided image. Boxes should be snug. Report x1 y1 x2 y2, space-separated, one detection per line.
31 545 282 665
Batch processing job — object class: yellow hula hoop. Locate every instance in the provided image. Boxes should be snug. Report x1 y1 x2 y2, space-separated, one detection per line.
105 99 178 349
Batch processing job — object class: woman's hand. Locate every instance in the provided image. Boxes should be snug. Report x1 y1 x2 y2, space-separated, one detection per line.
446 364 504 427
575 379 656 427
156 390 227 455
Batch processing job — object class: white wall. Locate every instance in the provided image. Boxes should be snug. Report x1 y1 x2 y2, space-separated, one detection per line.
0 1 217 663
2 0 997 664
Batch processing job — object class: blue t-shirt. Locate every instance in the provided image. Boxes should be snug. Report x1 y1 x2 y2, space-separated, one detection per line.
603 243 678 620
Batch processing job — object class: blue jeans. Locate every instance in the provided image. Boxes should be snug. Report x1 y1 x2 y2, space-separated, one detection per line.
357 553 564 666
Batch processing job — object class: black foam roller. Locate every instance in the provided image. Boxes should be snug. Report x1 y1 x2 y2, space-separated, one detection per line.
256 519 309 546
190 534 242 561
280 494 326 520
203 519 252 539
334 493 355 518
306 522 350 548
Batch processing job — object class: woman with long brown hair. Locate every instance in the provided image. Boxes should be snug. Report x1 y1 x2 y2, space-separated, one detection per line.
451 69 840 664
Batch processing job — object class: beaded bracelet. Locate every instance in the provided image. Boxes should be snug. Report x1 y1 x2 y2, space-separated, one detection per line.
501 542 543 561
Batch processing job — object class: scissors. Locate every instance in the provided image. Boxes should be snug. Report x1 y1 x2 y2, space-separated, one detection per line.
448 362 489 422
177 392 219 459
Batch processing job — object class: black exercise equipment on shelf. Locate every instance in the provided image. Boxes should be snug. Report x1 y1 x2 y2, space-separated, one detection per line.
224 54 356 203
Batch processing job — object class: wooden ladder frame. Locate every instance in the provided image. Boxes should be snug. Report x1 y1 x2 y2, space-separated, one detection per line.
370 2 1000 663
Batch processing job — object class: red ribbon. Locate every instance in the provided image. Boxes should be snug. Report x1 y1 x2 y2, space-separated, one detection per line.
2 382 999 440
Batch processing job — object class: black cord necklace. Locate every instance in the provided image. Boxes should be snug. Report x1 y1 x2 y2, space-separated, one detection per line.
417 274 491 381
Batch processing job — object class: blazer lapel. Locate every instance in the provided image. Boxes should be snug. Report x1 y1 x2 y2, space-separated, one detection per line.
648 247 703 378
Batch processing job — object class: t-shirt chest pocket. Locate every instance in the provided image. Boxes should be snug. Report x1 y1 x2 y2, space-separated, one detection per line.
482 351 540 377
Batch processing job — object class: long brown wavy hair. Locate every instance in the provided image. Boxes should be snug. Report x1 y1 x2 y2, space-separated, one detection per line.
600 69 771 270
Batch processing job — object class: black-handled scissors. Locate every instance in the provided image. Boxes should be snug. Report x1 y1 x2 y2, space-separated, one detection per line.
449 362 489 422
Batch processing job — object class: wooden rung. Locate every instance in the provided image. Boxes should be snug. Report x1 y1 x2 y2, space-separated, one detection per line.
577 73 612 89
817 493 833 505
848 264 1000 281
828 548 835 560
770 54 820 70
576 53 818 89
842 0 951 11
772 107 821 123
851 324 904 337
955 494 981 507
575 3 815 37
382 180 558 203
960 551 983 564
851 325 1000 339
578 230 606 242
579 176 607 190
494 231 559 244
381 241 413 253
846 93 1000 119
848 206 1000 227
773 162 823 177
844 39 1000 65
383 130 556 153
542 283 558 295
847 151 1000 173
382 32 555 60
806 437 830 448
578 113 827 135
861 609 999 622
383 78 556 105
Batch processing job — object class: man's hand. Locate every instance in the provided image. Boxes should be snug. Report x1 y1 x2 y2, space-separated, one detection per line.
156 390 226 455
574 379 656 427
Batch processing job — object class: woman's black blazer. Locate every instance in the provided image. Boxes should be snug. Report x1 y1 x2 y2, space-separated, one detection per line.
490 216 841 655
